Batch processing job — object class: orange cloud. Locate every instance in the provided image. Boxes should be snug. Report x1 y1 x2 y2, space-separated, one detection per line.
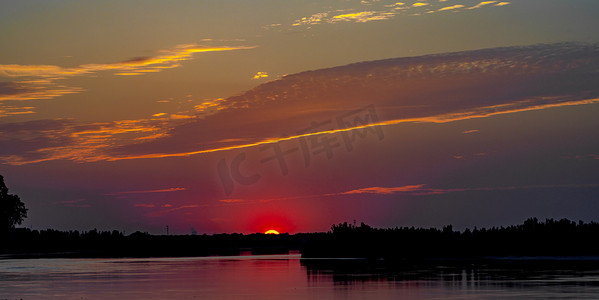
2 44 596 165
331 11 377 22
293 6 398 27
98 97 599 163
0 104 36 117
468 1 497 9
0 64 66 78
385 2 405 7
0 116 190 165
2 96 595 166
292 12 328 26
106 187 186 196
462 129 480 134
219 199 245 203
0 44 255 104
194 98 229 115
332 183 599 197
253 72 269 80
170 114 194 120
341 184 427 195
290 0 509 27
438 5 465 11
0 83 84 101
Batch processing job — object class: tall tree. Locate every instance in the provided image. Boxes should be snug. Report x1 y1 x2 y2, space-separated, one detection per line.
0 175 27 232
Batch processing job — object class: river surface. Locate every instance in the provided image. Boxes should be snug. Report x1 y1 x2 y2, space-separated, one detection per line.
2 254 599 299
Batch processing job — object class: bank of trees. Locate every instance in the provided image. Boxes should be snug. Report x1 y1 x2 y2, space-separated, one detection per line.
302 218 599 258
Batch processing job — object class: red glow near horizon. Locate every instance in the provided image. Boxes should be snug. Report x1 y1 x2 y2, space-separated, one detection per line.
247 213 294 234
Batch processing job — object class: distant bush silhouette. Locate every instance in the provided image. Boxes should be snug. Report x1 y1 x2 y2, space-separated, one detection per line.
0 175 27 234
331 222 373 234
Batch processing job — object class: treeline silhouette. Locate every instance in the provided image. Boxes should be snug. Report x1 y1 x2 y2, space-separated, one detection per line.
301 218 599 259
3 218 599 259
1 228 304 258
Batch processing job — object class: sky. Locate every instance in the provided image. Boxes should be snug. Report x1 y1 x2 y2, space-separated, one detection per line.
1 0 598 234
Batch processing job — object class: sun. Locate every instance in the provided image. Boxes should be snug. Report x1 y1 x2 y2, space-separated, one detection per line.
264 229 280 235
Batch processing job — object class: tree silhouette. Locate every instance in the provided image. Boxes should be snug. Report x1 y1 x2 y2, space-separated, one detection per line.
0 175 27 233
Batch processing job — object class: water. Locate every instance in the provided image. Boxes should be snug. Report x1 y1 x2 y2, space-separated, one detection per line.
2 254 599 299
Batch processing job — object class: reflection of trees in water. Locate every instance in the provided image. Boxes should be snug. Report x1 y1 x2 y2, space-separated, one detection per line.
301 259 599 288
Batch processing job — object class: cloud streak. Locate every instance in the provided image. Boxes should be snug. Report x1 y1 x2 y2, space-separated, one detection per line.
330 11 391 23
0 43 255 109
0 104 36 117
0 44 254 79
340 184 426 195
1 43 597 165
438 5 465 11
3 95 594 165
212 183 599 207
290 0 510 27
106 188 186 196
0 116 190 165
332 183 599 196
468 1 497 10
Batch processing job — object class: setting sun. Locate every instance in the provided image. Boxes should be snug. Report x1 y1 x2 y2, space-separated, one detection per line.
264 229 280 235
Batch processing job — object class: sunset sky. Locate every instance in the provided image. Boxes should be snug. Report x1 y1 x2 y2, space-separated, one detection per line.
1 0 598 234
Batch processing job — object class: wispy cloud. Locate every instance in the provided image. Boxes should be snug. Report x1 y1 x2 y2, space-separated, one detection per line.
0 81 84 102
69 97 598 163
292 12 328 26
462 129 480 134
0 44 254 79
219 199 245 203
339 184 426 195
438 4 465 11
224 183 599 206
330 11 383 23
289 0 510 28
1 43 597 165
252 71 269 80
0 43 255 107
262 23 282 30
292 8 395 26
53 199 89 207
194 98 229 116
0 117 187 165
332 183 599 196
146 204 207 217
468 1 497 10
0 104 36 117
384 2 407 8
105 187 186 196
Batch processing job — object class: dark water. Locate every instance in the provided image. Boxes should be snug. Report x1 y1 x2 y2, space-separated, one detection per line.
2 254 599 299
